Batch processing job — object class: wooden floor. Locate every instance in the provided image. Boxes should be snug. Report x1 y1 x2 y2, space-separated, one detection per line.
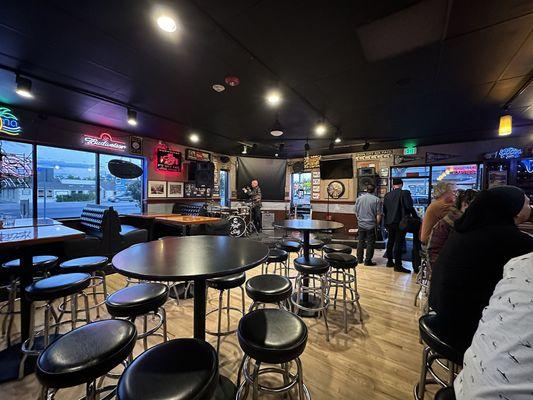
1 248 437 399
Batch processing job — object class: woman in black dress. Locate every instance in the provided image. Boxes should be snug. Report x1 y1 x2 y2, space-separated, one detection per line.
429 185 533 354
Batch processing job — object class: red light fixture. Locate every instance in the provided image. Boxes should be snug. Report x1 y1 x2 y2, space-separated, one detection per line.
224 76 240 87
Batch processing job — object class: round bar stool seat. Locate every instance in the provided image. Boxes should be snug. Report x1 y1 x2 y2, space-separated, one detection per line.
276 239 301 253
36 319 136 389
294 256 330 275
59 256 108 273
117 339 219 400
325 252 358 269
246 274 292 304
267 249 288 263
238 309 307 364
435 388 456 400
307 239 324 250
207 272 246 290
323 243 351 254
2 255 58 272
106 283 168 318
25 273 91 301
419 314 463 365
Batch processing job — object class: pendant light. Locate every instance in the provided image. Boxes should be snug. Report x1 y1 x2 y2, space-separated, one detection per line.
270 118 284 137
498 115 512 136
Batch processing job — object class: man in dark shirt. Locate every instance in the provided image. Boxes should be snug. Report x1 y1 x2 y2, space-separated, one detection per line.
383 178 418 273
250 179 262 232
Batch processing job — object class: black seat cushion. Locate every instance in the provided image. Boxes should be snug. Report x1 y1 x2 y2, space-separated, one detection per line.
294 257 330 275
276 240 301 253
2 255 58 271
207 272 246 290
325 252 357 269
323 243 352 254
246 275 292 303
238 309 308 364
36 319 136 389
435 388 456 400
60 256 109 273
419 314 463 365
267 249 288 263
25 273 91 301
117 339 218 400
106 283 169 318
306 239 324 250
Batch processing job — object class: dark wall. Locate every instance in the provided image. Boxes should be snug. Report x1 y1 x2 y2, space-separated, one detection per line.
237 157 287 201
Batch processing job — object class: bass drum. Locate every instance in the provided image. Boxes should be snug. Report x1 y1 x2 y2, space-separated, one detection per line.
228 216 247 237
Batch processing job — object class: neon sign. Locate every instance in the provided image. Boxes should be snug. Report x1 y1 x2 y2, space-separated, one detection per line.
0 107 22 136
82 132 127 151
498 147 523 159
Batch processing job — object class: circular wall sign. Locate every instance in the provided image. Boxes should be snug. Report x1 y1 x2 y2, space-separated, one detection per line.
327 180 345 199
228 216 246 237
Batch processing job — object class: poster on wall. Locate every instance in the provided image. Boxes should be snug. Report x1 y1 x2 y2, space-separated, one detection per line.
304 155 321 169
129 136 143 155
312 171 320 178
156 148 182 172
167 181 184 198
488 170 508 188
185 148 211 162
148 181 167 198
312 192 320 200
184 182 212 198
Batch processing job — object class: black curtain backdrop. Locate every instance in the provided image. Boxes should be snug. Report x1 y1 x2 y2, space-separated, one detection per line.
237 157 287 201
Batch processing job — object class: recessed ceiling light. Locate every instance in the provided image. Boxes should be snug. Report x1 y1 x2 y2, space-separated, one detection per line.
15 75 33 98
212 84 225 93
266 91 282 106
315 123 327 136
189 133 200 143
157 15 177 32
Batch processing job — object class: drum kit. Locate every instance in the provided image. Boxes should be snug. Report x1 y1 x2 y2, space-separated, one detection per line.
208 201 258 237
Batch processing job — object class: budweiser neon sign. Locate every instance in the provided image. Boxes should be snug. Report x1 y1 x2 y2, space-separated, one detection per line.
82 132 127 151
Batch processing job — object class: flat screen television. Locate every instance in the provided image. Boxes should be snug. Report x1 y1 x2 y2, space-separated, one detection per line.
320 158 353 179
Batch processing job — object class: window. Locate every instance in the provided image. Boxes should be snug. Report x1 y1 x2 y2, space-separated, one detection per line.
37 145 96 218
219 170 229 207
430 164 481 194
0 140 33 218
99 154 142 214
291 172 312 205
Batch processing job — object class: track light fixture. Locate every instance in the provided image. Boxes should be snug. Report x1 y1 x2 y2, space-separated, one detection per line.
304 140 310 157
334 132 341 143
252 143 258 151
279 143 285 152
329 140 334 151
270 118 284 137
15 75 33 98
363 141 370 151
127 108 138 126
242 145 247 154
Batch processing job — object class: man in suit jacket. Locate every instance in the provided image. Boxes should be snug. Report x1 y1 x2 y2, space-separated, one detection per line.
383 178 419 273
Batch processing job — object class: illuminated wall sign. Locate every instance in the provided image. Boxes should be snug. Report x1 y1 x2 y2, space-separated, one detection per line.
0 107 22 136
157 148 182 172
82 132 127 151
498 147 523 159
403 146 417 155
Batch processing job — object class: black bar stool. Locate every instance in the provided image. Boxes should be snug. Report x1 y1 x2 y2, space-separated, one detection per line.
325 252 362 332
322 243 352 256
20 272 92 379
262 248 289 276
105 282 169 351
236 309 310 399
415 314 463 400
1 255 58 346
117 338 219 400
206 272 246 353
59 256 109 319
292 256 331 341
305 238 324 256
36 319 137 400
276 239 302 277
246 274 292 312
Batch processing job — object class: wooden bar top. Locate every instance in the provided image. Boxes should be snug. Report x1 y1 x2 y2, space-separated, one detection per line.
0 225 85 249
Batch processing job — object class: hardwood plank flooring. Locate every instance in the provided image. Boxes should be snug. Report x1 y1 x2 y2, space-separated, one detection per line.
1 248 439 399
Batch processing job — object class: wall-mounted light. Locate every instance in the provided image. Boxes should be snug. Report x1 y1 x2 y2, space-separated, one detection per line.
127 109 138 126
15 75 33 98
498 114 512 136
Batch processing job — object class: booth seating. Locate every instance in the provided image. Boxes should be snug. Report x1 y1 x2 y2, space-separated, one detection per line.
415 314 463 400
62 205 148 258
117 339 219 400
236 309 310 399
36 319 137 400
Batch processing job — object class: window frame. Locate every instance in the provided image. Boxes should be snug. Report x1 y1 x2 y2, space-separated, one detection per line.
0 137 144 219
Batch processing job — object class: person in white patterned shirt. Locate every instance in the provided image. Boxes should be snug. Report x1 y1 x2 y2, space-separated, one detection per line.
455 251 533 399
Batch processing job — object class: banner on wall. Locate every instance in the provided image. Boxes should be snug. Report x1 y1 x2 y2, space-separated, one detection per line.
425 152 459 163
354 150 393 161
393 154 424 165
156 148 182 172
185 148 211 162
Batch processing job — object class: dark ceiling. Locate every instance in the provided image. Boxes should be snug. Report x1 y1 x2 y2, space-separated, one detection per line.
0 0 532 157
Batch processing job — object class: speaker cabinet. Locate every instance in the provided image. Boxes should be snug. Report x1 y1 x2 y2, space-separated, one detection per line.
195 161 215 188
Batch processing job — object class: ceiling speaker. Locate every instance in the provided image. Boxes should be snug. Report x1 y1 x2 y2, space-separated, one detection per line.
292 161 304 173
108 159 143 179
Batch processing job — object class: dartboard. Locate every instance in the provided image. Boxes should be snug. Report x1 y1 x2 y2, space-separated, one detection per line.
327 180 345 199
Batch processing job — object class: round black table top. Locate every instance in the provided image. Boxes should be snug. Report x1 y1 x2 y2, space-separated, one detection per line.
112 235 269 281
273 219 344 232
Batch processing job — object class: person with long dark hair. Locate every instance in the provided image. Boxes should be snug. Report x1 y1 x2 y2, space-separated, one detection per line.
429 185 533 354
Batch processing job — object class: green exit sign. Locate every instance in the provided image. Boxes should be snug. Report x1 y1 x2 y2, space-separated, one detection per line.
404 146 417 155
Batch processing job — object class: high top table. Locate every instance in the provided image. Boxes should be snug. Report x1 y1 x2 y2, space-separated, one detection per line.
273 219 344 316
0 223 85 382
112 235 269 340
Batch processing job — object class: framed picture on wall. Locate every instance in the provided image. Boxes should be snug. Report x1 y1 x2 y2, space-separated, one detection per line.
312 192 320 200
167 181 184 198
379 178 388 186
312 171 320 178
147 180 167 198
312 178 320 185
